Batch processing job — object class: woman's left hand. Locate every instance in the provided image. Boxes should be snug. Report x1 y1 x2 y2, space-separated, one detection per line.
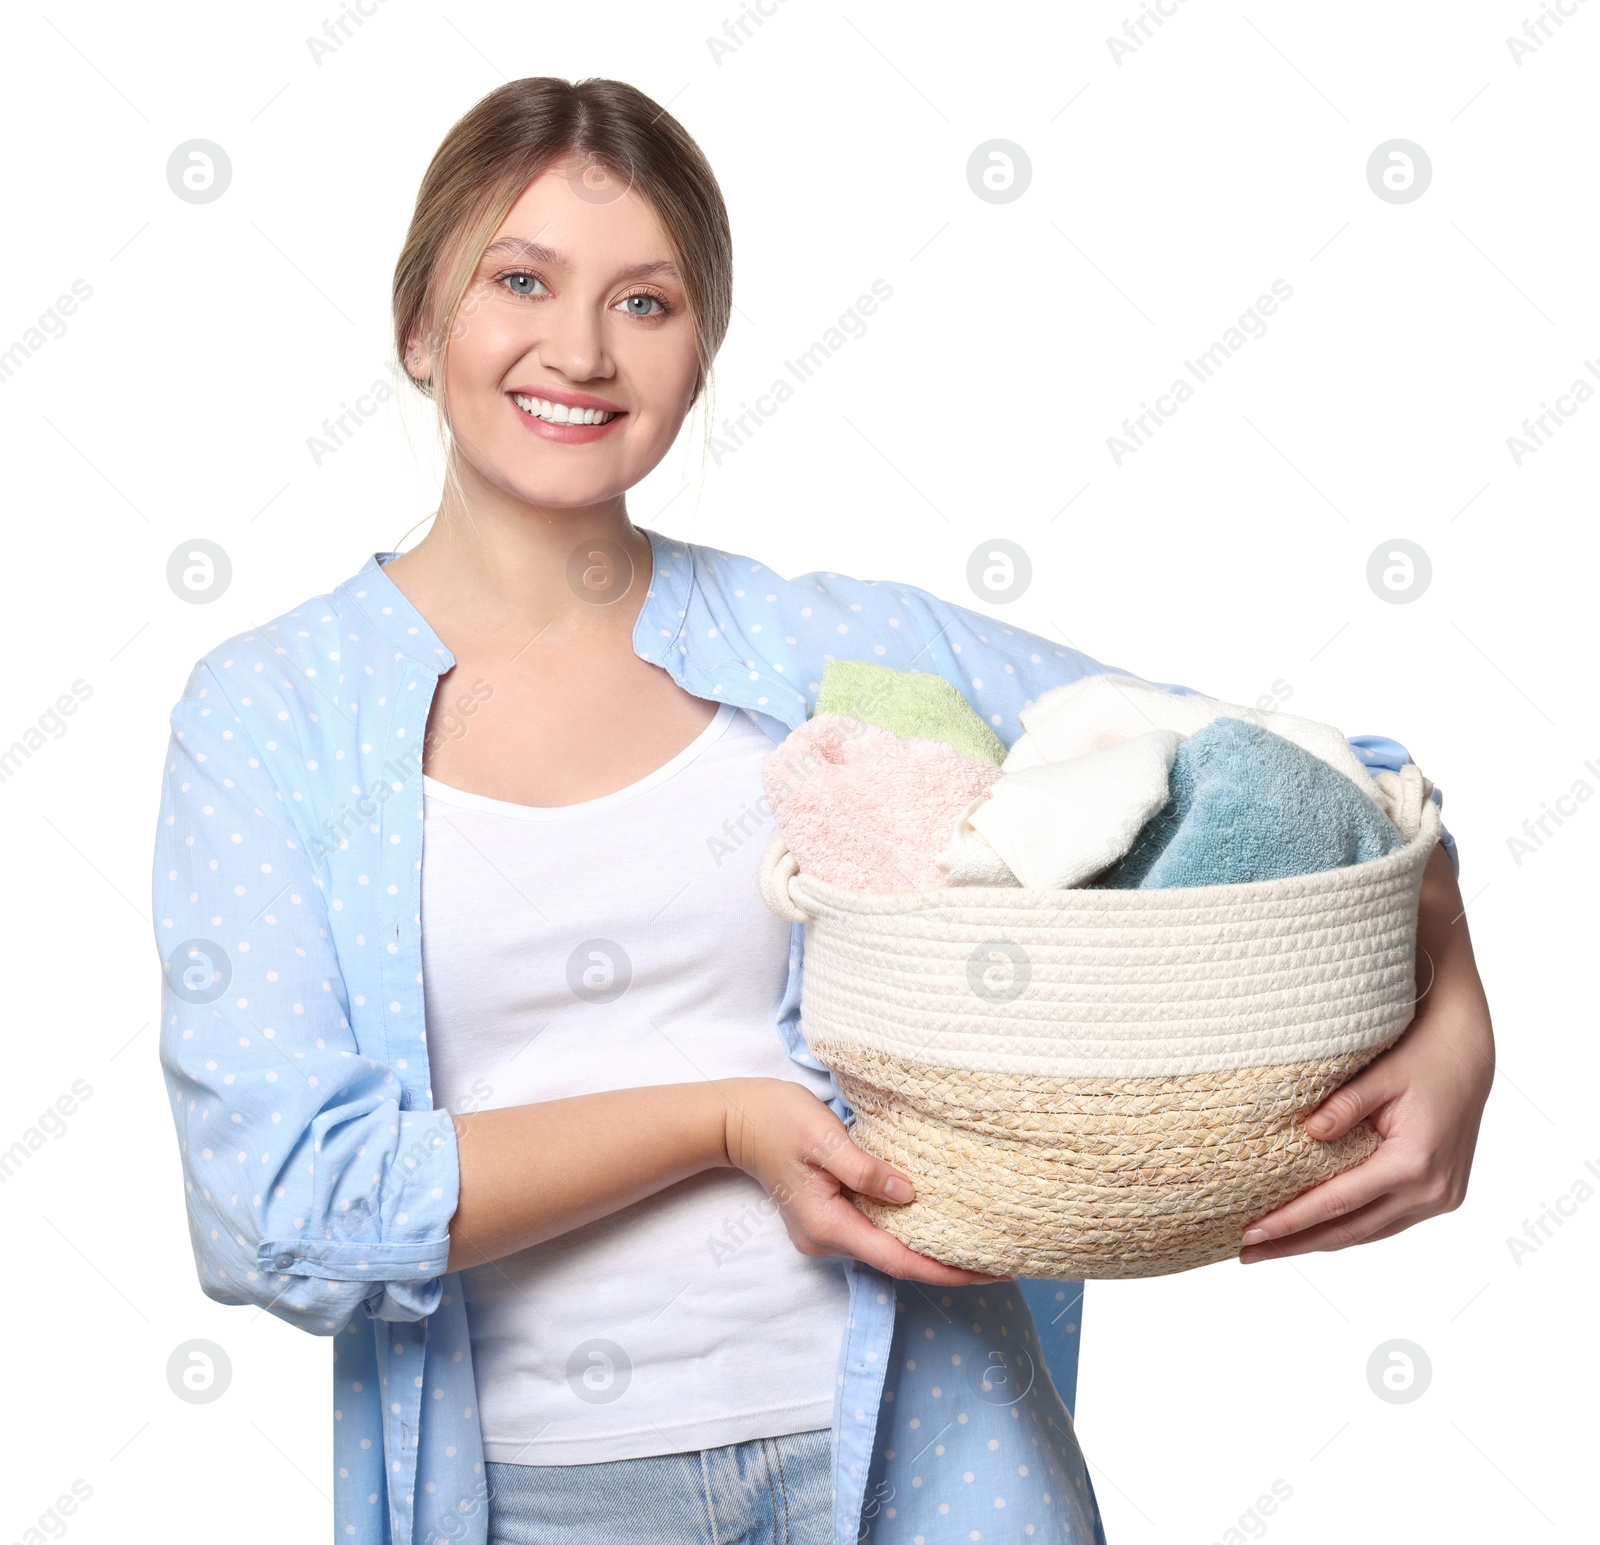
1238 842 1495 1263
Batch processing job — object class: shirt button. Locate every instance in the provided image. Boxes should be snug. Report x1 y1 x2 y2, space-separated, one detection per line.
275 1254 294 1268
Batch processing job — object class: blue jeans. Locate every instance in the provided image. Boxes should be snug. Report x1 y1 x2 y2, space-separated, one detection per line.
485 1428 833 1544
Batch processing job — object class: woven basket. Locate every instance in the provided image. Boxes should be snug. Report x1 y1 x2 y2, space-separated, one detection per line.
756 765 1440 1279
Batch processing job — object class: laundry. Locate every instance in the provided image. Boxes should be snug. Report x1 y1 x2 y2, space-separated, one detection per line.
814 657 1006 766
937 799 1024 887
1005 672 1384 805
764 662 1410 903
760 711 1003 894
938 729 1180 889
1096 716 1404 890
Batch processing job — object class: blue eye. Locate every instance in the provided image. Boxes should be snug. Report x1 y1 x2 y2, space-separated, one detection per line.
495 271 672 317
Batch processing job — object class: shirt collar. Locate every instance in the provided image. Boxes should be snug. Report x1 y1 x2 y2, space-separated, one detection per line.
340 555 456 673
340 525 696 679
629 525 696 669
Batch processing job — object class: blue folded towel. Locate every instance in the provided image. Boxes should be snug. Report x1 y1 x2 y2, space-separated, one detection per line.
1096 717 1403 890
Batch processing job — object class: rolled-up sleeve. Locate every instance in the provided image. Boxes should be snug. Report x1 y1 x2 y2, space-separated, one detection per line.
153 659 459 1335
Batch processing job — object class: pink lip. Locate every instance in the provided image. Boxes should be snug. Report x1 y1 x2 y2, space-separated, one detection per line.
507 389 627 444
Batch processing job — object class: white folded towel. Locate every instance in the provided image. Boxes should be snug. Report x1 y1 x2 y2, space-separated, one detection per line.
1006 674 1382 805
937 793 1024 887
938 730 1180 889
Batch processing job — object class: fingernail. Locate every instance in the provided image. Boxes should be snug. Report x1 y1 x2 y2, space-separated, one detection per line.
1305 1116 1333 1135
1241 1227 1270 1245
883 1176 911 1202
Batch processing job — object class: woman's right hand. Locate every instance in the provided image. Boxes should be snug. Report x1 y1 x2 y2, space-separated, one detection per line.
719 1076 1006 1287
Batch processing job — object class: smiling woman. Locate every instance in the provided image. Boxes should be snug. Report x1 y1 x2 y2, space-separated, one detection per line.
152 72 1492 1545
389 90 729 529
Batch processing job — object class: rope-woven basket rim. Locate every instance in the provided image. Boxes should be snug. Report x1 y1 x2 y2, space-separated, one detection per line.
760 790 1440 926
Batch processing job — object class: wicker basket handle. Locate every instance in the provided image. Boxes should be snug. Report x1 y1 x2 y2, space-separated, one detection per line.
1372 761 1434 843
757 832 810 924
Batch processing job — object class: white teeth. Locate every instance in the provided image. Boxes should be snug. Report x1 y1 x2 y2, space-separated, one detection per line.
512 394 617 426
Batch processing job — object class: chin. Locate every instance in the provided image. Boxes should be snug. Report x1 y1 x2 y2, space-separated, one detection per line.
496 467 626 510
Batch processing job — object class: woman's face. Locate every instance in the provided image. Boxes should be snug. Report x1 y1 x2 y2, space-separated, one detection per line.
411 160 700 511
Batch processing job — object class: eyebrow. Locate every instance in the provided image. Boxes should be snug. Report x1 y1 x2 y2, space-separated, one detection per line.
479 237 678 284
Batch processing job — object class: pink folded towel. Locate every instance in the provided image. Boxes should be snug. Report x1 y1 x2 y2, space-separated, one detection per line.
762 712 1003 894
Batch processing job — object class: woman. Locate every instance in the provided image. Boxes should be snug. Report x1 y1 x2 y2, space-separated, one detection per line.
153 77 1493 1545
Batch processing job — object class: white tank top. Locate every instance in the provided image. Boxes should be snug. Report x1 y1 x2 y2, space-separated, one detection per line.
420 701 851 1466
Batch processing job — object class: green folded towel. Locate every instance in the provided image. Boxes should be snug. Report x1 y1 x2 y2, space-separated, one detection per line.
813 658 1006 765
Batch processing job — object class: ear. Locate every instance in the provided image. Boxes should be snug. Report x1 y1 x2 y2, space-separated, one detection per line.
403 333 433 386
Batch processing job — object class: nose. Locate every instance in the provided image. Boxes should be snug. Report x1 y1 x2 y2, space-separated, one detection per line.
533 293 614 386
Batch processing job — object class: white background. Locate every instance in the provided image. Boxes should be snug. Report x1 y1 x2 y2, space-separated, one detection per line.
1 2 1593 1541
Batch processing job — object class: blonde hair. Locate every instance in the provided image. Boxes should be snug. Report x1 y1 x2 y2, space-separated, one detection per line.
391 76 733 530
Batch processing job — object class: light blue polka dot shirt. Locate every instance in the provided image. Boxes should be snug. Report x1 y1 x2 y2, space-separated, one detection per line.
152 527 1439 1544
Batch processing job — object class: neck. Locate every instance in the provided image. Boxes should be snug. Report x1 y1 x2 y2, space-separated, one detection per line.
384 458 653 647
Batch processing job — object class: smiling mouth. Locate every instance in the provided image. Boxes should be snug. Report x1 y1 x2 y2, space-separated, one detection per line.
511 393 621 426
